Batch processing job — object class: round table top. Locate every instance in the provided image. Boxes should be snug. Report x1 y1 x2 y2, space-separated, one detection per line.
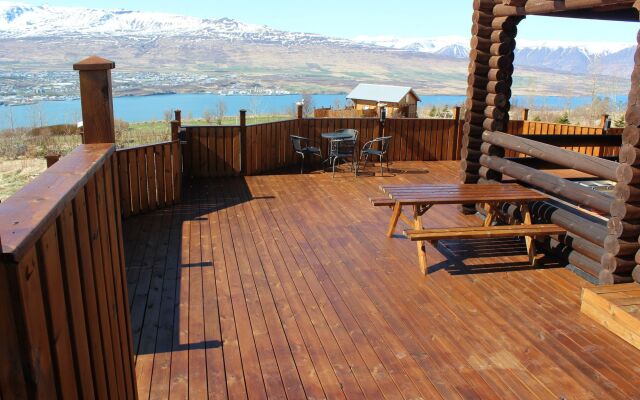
321 132 354 140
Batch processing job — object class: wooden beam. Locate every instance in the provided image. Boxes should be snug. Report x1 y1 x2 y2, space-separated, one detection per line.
479 154 614 215
483 130 619 180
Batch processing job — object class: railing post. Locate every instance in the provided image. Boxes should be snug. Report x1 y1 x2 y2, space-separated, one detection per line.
297 102 304 119
240 109 247 175
452 106 461 160
522 108 529 121
600 114 610 130
45 154 60 168
170 120 180 141
174 109 182 126
73 56 116 144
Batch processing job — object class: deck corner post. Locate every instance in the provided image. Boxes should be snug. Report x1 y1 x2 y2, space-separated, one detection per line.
522 108 529 121
239 109 247 175
73 55 116 144
174 109 182 126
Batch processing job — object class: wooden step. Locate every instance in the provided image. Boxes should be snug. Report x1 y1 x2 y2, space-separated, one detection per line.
369 197 395 207
581 283 640 350
404 224 566 241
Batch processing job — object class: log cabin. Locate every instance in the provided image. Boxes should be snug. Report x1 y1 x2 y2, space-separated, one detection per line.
346 83 421 118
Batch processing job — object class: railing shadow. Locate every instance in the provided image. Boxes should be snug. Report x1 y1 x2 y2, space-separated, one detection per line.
126 176 269 357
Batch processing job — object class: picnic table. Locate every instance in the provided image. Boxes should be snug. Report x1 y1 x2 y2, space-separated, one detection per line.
373 183 565 274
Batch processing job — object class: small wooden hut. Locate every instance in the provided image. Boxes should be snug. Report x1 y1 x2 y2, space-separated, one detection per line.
347 83 421 118
462 0 640 284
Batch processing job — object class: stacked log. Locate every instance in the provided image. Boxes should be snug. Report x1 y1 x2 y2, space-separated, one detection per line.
475 185 634 284
625 29 640 284
461 1 520 185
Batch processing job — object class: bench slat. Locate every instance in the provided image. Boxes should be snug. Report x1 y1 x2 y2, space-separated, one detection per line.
405 224 566 241
370 197 395 207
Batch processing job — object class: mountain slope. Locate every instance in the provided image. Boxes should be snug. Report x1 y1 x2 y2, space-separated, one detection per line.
0 1 632 100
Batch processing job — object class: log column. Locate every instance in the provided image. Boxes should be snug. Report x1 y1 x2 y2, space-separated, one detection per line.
73 56 116 144
621 29 640 284
461 1 521 185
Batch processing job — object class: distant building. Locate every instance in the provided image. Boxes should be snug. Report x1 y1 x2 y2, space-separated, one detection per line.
346 83 421 118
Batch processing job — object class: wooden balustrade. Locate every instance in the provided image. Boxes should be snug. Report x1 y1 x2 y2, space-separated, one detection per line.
116 141 181 218
182 125 241 177
0 144 136 398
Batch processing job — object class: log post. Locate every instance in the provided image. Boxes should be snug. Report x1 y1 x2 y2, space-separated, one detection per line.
170 120 180 142
623 29 640 282
521 108 529 121
296 102 304 119
239 109 247 175
73 56 116 144
45 154 60 168
174 109 182 126
453 106 462 160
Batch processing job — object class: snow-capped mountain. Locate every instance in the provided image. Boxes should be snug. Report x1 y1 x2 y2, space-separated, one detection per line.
0 1 634 78
0 1 354 47
354 35 635 76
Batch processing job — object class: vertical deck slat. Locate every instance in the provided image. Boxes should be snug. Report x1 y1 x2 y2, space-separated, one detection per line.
57 204 95 399
36 225 79 399
73 188 110 399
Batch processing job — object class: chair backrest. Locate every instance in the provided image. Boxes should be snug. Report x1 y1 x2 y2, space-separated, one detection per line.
336 129 358 141
378 136 392 154
290 135 307 152
331 138 356 157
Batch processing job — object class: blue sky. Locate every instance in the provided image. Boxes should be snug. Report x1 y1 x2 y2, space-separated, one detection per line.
16 0 640 42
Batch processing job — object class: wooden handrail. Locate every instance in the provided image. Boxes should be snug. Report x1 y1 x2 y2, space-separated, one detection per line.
0 143 115 262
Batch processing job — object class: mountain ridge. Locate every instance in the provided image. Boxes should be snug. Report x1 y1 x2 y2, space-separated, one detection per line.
1 0 634 76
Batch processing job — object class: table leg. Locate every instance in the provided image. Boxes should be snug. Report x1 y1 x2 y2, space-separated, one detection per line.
387 202 402 238
520 203 537 264
483 202 495 227
414 205 428 275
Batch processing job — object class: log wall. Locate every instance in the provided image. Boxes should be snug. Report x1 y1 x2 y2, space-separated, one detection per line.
463 1 640 284
0 144 137 399
116 141 182 218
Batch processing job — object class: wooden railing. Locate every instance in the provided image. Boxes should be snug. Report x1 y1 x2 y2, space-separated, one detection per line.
246 119 300 175
0 144 136 398
505 120 621 157
116 140 182 218
183 115 464 176
182 125 241 177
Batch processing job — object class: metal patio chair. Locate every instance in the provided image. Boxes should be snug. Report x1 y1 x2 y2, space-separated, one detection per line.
360 136 392 176
328 137 358 178
335 128 358 140
290 135 322 174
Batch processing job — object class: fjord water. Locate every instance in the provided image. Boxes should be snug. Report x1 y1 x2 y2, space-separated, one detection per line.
0 92 616 130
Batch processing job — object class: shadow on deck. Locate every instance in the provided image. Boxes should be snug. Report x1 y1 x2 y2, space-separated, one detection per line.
123 161 640 400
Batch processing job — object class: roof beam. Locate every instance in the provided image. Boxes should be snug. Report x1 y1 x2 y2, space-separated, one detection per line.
494 0 637 18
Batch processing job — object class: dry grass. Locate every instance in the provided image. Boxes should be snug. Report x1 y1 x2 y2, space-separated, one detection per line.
0 158 47 202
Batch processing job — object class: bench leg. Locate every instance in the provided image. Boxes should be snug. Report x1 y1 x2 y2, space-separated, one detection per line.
520 203 537 265
387 202 402 238
414 205 428 274
483 202 495 227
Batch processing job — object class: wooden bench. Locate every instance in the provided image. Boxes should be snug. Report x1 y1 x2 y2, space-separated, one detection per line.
369 197 395 207
404 224 566 274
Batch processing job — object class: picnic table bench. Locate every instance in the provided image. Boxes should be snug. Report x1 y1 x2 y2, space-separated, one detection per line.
371 183 566 274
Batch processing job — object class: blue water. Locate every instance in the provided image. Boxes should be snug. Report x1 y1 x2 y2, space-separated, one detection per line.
0 92 625 130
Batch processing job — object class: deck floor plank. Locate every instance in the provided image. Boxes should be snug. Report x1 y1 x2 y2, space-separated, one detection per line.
124 161 640 400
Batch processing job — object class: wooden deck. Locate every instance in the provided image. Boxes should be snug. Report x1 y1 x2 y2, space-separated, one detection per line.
124 161 640 399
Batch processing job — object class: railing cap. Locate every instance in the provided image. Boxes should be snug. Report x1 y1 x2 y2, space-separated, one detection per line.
73 55 116 71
